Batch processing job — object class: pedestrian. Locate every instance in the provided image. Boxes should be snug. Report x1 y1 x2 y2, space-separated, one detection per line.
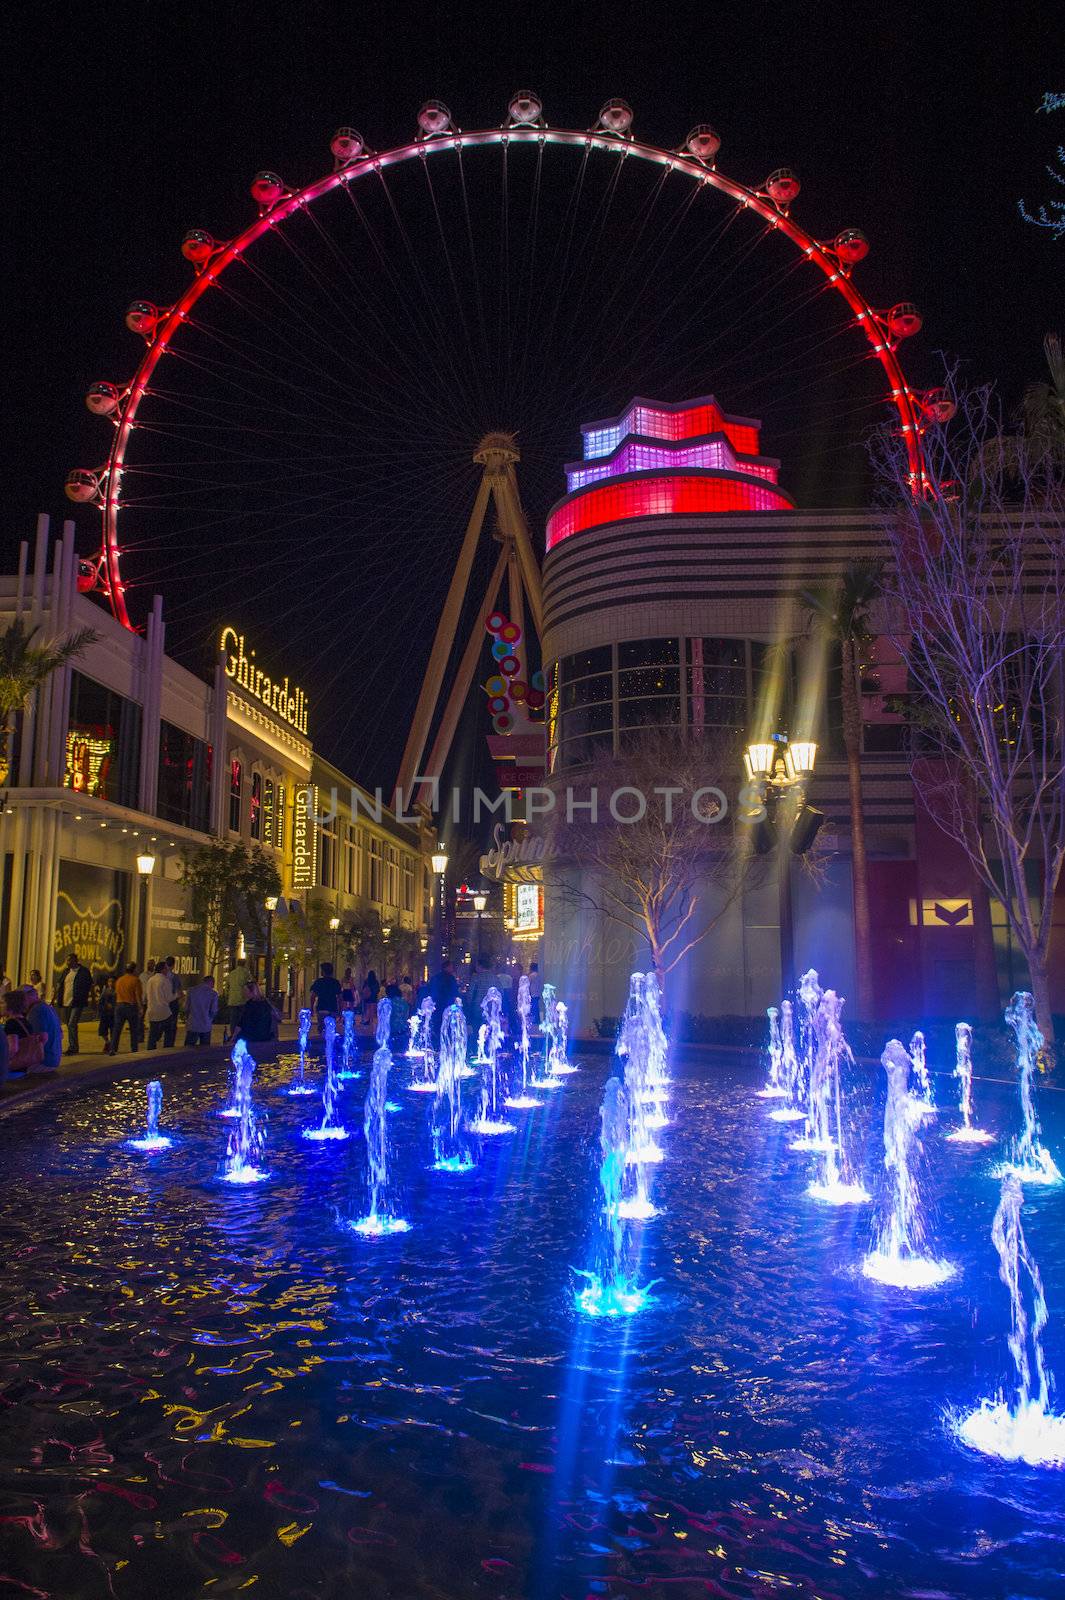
163 955 183 1047
144 963 174 1050
24 985 63 1071
109 963 145 1054
359 968 380 1034
229 980 277 1044
97 974 117 1049
222 956 252 1042
340 966 357 1009
28 968 43 991
4 990 43 1074
53 950 93 1056
427 959 459 1047
466 952 498 1021
184 974 219 1046
385 980 409 1047
310 962 342 1032
399 973 414 1005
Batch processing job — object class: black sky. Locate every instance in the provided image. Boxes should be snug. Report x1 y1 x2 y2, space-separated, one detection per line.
2 0 1060 785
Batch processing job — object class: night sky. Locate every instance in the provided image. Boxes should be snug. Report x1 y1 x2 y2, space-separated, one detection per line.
3 0 1059 792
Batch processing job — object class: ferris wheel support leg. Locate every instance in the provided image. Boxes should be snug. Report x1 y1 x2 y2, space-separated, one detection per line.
393 472 493 810
507 541 526 681
415 542 510 812
494 465 544 639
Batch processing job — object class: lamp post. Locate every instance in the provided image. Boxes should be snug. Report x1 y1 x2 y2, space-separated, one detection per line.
473 891 487 965
135 852 155 970
381 922 392 980
264 895 278 1000
430 845 448 969
329 913 340 970
744 734 817 997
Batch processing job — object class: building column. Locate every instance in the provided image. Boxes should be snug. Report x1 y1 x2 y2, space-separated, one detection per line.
138 594 165 815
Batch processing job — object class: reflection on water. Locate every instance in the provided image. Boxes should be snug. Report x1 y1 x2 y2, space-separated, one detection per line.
0 1053 1061 1598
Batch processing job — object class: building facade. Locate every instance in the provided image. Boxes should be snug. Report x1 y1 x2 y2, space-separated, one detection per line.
540 396 1064 1029
0 516 431 994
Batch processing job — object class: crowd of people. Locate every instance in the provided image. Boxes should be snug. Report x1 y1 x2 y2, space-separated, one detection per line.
0 947 546 1085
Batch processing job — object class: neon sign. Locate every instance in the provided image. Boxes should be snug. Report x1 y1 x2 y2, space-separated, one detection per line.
292 785 317 887
220 626 309 734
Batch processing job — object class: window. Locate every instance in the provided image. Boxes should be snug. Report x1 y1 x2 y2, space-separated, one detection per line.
386 845 399 907
343 824 356 895
354 829 364 897
228 759 243 832
262 778 275 846
157 721 212 831
687 639 747 735
249 771 262 840
319 815 337 889
402 855 415 914
275 784 286 853
368 837 383 902
65 672 142 809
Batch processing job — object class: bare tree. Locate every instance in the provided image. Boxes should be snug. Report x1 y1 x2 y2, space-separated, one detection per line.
874 378 1065 1050
548 728 753 992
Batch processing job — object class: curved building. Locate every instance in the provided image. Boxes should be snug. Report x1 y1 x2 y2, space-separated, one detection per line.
541 395 1007 1029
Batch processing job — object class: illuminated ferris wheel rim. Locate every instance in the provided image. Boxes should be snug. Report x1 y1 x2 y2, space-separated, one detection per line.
71 95 935 632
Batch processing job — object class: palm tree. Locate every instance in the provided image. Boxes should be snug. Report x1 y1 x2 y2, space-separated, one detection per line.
0 617 98 782
976 333 1065 480
800 561 883 1020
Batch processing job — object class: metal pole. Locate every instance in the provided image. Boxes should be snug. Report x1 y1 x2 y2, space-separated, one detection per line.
778 830 795 998
265 908 274 1001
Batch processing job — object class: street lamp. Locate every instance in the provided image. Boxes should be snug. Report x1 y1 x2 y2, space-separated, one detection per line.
264 895 279 1001
744 732 818 996
329 913 340 969
135 852 155 969
473 890 487 965
430 845 448 968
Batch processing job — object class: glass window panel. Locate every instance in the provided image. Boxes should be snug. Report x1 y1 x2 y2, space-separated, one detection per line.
618 695 681 729
559 731 613 770
560 673 612 712
65 672 142 810
560 702 614 741
157 720 212 831
617 638 679 669
618 665 679 699
561 646 612 682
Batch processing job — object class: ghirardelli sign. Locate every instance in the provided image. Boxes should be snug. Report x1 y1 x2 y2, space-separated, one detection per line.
54 861 130 976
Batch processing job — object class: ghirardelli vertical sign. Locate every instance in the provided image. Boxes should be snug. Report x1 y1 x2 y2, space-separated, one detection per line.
54 860 130 976
292 785 317 887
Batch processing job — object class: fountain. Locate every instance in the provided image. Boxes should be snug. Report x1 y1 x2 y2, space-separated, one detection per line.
641 972 671 1130
617 973 663 1220
337 1007 360 1081
862 1039 954 1288
284 1007 317 1096
407 998 437 1092
302 1015 349 1141
909 1028 936 1117
529 980 562 1090
803 992 870 1205
548 998 576 1075
955 1172 1065 1467
757 1006 788 1098
431 1001 473 1172
505 973 541 1110
350 998 410 1234
768 999 805 1123
994 992 1062 1186
946 1021 994 1146
220 1040 269 1184
575 1076 651 1317
469 987 515 1134
126 1079 172 1151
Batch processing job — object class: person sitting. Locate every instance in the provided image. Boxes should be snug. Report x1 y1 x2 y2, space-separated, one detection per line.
185 974 219 1046
24 985 63 1071
229 980 278 1044
4 990 38 1075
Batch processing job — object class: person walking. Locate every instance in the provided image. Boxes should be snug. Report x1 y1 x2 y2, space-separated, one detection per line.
163 955 183 1047
427 959 459 1048
310 962 342 1032
97 974 117 1051
229 980 278 1044
222 957 252 1042
185 975 219 1046
54 951 92 1056
145 963 174 1051
109 963 145 1053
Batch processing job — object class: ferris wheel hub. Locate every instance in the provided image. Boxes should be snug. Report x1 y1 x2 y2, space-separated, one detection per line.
474 432 520 468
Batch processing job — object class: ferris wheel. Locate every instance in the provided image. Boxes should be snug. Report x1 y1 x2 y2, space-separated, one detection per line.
67 92 950 644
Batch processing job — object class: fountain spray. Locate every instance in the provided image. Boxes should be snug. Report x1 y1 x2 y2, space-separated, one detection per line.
432 1001 472 1171
995 992 1062 1186
862 1039 953 1288
956 1173 1065 1466
351 998 409 1234
470 987 514 1134
804 991 869 1204
576 1076 651 1317
768 1000 805 1124
946 1021 994 1145
303 1014 348 1141
220 1040 268 1184
127 1079 173 1151
909 1029 936 1117
338 1007 359 1080
757 1006 788 1098
284 1007 316 1095
407 998 437 1092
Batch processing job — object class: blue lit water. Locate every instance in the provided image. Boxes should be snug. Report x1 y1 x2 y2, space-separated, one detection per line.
0 1052 1061 1598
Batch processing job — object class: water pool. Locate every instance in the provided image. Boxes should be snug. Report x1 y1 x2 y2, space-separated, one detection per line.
0 1051 1061 1598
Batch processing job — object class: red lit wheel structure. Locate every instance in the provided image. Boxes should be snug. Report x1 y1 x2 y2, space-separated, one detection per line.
71 96 937 631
